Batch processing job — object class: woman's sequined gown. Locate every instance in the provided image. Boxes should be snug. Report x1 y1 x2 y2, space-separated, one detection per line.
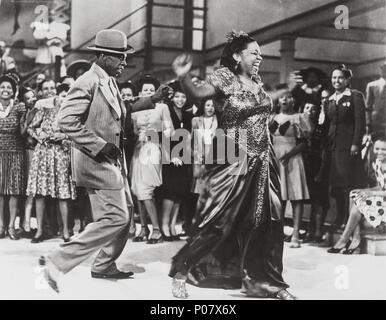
169 67 288 297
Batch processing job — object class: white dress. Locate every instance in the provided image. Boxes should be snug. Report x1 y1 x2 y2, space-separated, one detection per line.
130 103 172 200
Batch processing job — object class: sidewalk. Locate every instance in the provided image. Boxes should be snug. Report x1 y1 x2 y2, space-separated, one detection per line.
0 225 385 300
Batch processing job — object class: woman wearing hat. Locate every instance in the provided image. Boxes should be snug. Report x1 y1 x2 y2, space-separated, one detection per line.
130 75 173 244
0 73 27 240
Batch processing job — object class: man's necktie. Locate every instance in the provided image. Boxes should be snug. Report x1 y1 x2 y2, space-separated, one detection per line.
109 77 120 98
108 77 121 118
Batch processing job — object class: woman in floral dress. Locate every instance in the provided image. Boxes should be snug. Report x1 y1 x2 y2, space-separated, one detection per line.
328 132 386 254
0 73 26 240
26 84 76 243
169 31 301 300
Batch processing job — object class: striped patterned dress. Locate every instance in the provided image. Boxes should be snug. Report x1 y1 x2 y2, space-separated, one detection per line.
0 101 27 195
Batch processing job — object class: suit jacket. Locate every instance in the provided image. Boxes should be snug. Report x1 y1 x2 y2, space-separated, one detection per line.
325 88 366 152
365 77 386 132
57 63 154 190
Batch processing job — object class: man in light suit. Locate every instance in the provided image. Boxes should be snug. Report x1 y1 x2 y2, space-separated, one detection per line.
39 29 170 292
366 63 386 133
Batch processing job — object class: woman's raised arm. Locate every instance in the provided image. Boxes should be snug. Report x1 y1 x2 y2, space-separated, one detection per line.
173 54 216 100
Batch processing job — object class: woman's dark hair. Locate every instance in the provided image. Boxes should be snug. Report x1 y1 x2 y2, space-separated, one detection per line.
166 80 192 110
136 75 160 92
41 78 56 88
195 97 215 117
56 83 70 95
0 72 19 97
332 64 353 80
59 75 74 83
17 86 34 102
168 80 184 94
220 30 255 73
119 81 137 96
372 131 386 144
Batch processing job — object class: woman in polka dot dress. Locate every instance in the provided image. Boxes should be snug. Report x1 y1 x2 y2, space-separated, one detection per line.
328 132 386 254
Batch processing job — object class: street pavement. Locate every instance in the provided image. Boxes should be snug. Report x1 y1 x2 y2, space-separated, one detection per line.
0 224 386 300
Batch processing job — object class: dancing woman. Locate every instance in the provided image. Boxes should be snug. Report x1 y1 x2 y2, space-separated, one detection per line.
169 31 301 300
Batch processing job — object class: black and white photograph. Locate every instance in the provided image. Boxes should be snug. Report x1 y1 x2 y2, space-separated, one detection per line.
0 0 385 306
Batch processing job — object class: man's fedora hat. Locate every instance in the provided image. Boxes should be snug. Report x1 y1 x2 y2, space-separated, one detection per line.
87 29 135 55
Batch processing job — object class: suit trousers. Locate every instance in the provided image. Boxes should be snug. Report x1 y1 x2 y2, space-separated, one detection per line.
49 178 133 274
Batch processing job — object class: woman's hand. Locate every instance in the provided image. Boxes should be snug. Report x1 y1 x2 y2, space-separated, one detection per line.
38 132 49 143
354 190 374 202
172 54 193 78
350 144 360 157
303 103 314 116
151 84 173 103
376 223 386 234
279 154 290 167
50 132 66 142
171 157 183 167
288 71 304 91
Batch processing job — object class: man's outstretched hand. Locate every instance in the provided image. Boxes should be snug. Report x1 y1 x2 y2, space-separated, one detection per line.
151 84 173 103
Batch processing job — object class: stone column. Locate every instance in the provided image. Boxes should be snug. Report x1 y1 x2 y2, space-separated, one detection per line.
279 35 296 83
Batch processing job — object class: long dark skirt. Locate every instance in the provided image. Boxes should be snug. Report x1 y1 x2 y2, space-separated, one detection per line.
330 150 367 192
169 145 288 297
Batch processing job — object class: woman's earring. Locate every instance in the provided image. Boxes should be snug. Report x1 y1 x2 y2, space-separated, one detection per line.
236 60 241 70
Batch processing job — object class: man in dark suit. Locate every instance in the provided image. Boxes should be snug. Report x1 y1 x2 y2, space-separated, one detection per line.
365 63 386 133
39 29 170 293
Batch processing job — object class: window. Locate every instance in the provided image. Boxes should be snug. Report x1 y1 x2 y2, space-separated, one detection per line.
184 0 206 51
152 0 206 51
193 0 204 8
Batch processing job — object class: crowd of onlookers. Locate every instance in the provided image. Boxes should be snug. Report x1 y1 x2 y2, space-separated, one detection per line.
270 63 386 251
1 39 385 251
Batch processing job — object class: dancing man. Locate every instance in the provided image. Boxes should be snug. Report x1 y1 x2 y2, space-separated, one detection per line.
39 29 170 292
